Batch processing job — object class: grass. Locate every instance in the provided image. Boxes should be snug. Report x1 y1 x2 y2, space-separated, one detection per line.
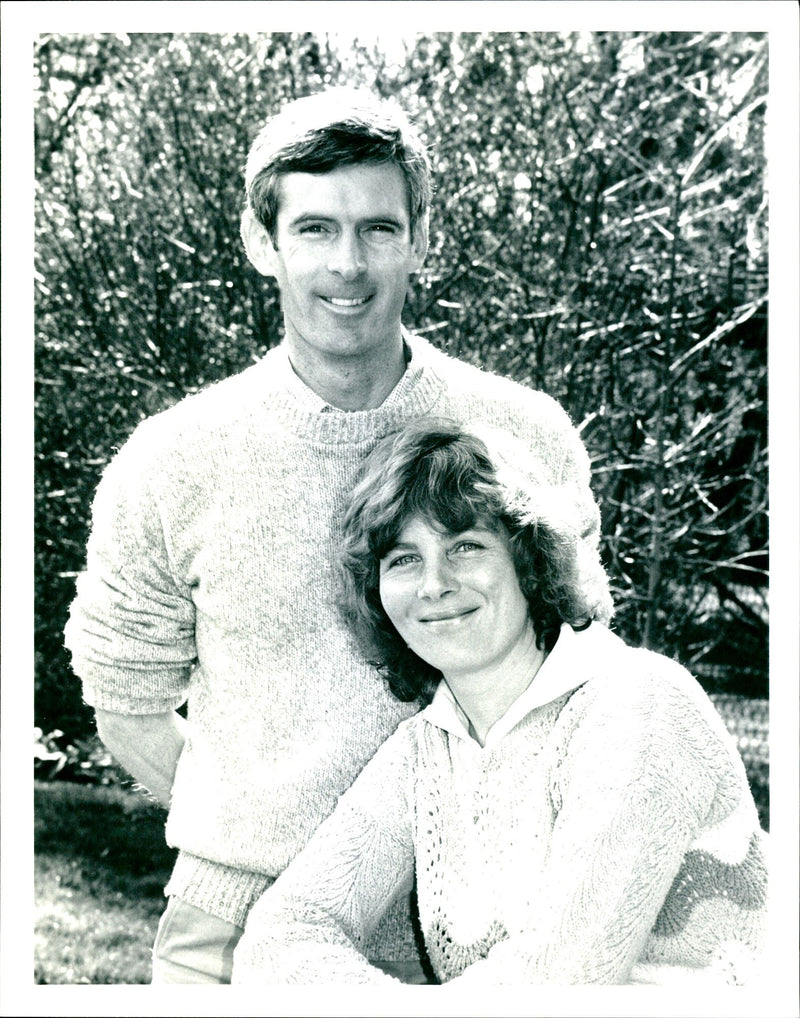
34 781 176 985
35 855 165 984
33 696 768 985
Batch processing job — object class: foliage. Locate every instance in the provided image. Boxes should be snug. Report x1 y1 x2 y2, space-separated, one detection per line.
34 726 129 785
34 31 768 741
383 32 768 686
35 778 174 871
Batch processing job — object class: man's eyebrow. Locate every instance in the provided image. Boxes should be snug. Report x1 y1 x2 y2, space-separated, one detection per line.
364 215 404 227
287 213 335 227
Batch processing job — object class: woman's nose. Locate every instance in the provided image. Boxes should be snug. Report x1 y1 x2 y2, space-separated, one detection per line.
417 557 457 600
327 232 366 279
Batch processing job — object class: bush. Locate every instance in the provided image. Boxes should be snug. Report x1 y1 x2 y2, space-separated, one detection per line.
34 727 129 787
35 779 175 875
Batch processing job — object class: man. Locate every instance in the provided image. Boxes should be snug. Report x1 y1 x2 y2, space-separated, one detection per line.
65 88 608 984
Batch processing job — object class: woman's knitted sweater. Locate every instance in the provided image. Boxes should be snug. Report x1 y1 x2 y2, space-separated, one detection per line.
64 333 606 961
233 623 768 986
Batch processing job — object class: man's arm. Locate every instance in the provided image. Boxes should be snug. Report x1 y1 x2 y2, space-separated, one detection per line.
65 421 197 802
95 708 188 808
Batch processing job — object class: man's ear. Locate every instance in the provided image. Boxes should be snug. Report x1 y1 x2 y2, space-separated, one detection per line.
409 214 429 274
241 208 278 277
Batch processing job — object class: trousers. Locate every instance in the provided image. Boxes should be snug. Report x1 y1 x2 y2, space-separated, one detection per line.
151 896 242 984
151 894 430 984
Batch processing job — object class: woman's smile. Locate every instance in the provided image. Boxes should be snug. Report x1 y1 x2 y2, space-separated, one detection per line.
419 607 479 626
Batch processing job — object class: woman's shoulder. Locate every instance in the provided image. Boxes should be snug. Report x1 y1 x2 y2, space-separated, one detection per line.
560 625 726 740
551 627 758 840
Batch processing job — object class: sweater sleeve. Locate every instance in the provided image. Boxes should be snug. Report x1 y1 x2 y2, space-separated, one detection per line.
64 421 197 713
451 668 726 985
232 722 418 985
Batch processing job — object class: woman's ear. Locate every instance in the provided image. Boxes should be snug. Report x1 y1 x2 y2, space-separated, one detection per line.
241 208 278 277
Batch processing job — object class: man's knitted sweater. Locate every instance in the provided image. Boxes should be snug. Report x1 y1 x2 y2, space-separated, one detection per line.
233 623 768 986
64 333 607 959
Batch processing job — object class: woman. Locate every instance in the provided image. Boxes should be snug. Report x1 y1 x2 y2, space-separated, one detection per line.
233 420 767 986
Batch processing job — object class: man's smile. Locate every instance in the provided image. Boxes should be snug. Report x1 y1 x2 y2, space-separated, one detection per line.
320 295 373 308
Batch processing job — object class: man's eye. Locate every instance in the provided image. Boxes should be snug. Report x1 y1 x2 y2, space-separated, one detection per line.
299 224 328 235
367 223 396 234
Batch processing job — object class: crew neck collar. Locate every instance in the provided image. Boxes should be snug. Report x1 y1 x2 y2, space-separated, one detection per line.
247 330 446 444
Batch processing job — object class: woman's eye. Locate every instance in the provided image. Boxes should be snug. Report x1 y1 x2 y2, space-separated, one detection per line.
453 541 483 554
386 553 415 569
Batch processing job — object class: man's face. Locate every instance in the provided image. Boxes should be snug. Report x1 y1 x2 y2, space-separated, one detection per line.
262 162 427 363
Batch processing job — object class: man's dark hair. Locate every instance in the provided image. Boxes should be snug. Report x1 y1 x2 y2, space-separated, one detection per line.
243 88 432 243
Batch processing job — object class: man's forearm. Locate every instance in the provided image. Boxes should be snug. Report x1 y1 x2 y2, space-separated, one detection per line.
95 708 187 808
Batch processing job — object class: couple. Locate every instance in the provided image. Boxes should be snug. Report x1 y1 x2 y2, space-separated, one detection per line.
65 88 767 986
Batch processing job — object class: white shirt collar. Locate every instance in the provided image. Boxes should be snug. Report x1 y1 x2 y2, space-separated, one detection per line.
420 622 616 747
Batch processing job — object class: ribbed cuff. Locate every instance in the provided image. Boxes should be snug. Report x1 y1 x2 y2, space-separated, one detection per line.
165 851 275 927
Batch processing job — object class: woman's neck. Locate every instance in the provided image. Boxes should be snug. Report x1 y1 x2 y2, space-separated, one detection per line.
443 625 548 747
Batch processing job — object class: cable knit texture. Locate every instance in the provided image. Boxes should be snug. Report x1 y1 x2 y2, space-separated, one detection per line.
64 333 604 963
232 624 767 986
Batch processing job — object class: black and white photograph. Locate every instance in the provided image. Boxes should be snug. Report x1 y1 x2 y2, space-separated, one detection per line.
2 2 798 1016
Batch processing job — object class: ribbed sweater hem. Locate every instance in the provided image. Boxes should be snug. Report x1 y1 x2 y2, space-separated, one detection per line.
165 851 274 928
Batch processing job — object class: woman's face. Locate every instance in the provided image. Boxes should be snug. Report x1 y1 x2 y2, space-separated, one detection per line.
378 514 534 681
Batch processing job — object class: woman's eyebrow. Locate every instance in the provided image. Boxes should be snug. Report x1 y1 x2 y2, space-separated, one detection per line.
384 540 415 553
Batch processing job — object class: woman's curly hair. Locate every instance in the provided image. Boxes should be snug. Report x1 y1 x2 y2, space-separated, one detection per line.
338 419 613 705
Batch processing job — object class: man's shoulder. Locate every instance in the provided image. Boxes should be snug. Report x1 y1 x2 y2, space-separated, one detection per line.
413 333 563 409
410 334 575 436
143 350 282 426
158 354 276 424
108 353 281 470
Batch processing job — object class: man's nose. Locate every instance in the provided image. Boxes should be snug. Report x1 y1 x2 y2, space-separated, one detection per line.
327 232 366 280
417 556 457 600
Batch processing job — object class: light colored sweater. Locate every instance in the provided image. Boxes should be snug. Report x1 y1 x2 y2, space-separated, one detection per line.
64 333 606 959
233 623 767 986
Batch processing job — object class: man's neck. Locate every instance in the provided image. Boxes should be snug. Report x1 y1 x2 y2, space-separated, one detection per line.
285 337 409 411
